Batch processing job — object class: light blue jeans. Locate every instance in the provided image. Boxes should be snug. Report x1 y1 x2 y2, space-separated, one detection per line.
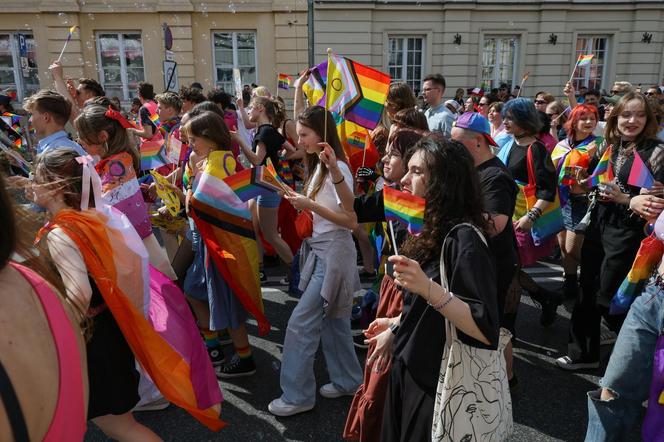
279 256 363 406
585 279 664 441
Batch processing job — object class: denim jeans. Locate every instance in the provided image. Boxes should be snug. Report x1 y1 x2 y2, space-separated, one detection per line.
585 280 664 441
279 256 363 406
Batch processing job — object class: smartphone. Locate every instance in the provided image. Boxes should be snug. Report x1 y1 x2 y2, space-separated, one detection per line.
385 260 395 279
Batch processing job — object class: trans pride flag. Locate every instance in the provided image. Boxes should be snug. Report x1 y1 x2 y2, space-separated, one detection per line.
383 186 425 235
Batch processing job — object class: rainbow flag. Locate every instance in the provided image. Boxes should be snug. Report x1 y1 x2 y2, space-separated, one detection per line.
611 234 664 315
577 54 594 67
222 165 283 202
383 186 425 235
277 73 292 91
302 56 391 130
140 139 168 170
278 157 294 187
326 53 362 117
149 113 160 127
627 151 655 189
587 146 613 187
191 151 269 336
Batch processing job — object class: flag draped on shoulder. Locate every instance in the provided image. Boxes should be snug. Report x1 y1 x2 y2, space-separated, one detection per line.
190 151 269 336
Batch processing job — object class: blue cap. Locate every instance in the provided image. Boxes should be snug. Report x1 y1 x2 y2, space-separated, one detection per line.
454 112 498 146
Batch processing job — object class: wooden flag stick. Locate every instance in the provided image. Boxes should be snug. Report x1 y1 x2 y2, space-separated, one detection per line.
516 72 529 98
568 58 581 86
323 48 333 144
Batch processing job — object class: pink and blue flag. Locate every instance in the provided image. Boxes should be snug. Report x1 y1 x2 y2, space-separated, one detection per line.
627 152 655 189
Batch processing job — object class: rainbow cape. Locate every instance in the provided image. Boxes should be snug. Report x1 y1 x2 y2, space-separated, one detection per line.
611 234 664 315
37 209 225 431
222 165 283 202
383 186 425 235
587 146 613 187
627 151 655 189
277 73 292 90
140 139 169 170
191 151 270 335
303 56 391 130
551 136 599 206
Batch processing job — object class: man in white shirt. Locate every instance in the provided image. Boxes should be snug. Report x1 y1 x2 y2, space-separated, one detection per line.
422 74 455 138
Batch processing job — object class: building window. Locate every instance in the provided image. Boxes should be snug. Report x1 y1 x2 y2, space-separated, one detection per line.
573 35 608 91
96 32 145 101
481 36 519 90
213 32 257 92
388 36 424 96
0 32 39 101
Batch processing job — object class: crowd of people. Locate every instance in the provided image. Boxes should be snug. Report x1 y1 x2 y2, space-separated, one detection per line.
2 55 664 442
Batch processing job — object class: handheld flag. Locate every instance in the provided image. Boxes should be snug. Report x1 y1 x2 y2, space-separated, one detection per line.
149 113 160 126
627 151 655 189
57 26 78 62
326 52 362 117
383 186 425 235
222 165 283 202
140 139 169 170
577 54 594 67
587 146 613 187
277 73 292 91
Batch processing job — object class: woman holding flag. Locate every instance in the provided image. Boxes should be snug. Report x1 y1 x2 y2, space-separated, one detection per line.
550 104 600 300
557 92 664 370
268 106 363 417
375 136 502 441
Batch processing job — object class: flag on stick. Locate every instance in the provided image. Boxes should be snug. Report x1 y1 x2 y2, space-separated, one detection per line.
277 73 292 90
383 186 425 235
577 54 594 67
627 151 655 189
587 146 614 187
57 25 78 62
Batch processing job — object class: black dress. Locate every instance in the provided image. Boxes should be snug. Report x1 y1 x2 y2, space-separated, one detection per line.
86 277 140 419
381 225 500 442
572 139 664 361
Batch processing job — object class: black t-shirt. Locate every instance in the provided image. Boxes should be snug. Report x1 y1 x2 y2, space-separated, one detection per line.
506 140 557 202
253 124 285 167
139 105 156 132
477 157 519 311
392 225 500 394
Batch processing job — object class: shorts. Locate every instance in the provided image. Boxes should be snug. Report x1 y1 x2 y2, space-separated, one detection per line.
256 192 282 208
562 194 589 231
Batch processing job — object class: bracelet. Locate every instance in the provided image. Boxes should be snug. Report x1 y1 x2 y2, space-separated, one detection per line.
389 323 399 335
332 176 345 185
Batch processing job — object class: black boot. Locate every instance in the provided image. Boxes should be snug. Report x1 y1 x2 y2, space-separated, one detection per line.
563 273 578 300
529 288 563 327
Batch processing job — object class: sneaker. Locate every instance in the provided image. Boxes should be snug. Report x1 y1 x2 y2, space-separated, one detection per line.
600 328 618 346
216 354 256 379
207 345 226 367
217 329 233 346
133 396 170 412
319 383 356 399
267 398 314 417
259 269 268 283
279 275 289 286
555 355 600 371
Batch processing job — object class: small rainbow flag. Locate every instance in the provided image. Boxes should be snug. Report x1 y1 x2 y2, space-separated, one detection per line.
140 140 168 170
278 157 294 187
627 151 655 189
588 146 613 187
577 54 594 67
223 165 283 202
149 113 160 126
277 73 292 91
383 186 425 235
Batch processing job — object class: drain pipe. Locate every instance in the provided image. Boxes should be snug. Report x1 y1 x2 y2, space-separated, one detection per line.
308 0 315 66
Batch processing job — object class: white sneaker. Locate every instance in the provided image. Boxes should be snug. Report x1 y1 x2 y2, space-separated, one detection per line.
132 396 170 412
267 398 314 417
555 355 599 371
319 383 356 399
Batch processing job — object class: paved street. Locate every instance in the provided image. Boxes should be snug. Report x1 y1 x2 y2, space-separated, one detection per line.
86 261 642 441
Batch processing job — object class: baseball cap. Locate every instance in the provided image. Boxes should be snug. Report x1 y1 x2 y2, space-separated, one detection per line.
444 99 461 112
454 112 498 147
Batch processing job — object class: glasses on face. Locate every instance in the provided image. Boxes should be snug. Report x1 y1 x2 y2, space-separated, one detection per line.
534 100 547 105
645 92 656 96
478 102 489 107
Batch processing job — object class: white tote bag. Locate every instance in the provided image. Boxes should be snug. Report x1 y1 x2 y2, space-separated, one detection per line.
431 223 514 442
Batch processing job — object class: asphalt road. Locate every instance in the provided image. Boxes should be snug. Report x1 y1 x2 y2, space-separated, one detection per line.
86 260 642 441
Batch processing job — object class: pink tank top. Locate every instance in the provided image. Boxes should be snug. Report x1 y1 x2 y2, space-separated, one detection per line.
10 263 86 441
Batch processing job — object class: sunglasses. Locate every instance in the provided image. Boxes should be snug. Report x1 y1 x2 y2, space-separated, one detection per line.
534 100 547 105
645 92 656 96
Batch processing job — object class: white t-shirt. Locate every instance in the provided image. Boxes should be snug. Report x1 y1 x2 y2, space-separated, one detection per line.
307 160 354 237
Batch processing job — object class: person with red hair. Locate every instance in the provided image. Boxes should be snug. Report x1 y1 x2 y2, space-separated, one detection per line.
550 104 600 301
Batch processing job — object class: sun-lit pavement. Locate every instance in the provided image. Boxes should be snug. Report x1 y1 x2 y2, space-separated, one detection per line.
85 260 642 442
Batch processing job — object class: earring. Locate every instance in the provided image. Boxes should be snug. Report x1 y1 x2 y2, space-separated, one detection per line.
103 141 109 154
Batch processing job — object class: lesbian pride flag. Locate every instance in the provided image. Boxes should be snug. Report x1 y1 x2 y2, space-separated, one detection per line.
383 186 425 235
627 151 655 189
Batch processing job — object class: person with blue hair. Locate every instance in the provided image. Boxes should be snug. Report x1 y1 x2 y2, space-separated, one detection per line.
496 98 563 330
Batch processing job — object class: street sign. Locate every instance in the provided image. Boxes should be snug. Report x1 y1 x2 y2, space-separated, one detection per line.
163 60 179 92
17 34 29 78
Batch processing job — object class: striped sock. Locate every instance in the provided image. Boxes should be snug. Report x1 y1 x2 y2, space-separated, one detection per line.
201 328 219 348
235 345 252 359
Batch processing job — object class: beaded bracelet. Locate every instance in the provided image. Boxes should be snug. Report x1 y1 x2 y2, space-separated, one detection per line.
427 279 454 311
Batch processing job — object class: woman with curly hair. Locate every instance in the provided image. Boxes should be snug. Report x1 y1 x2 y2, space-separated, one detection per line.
369 136 501 441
